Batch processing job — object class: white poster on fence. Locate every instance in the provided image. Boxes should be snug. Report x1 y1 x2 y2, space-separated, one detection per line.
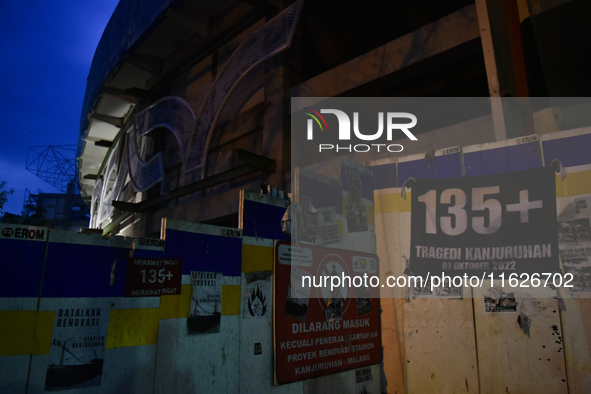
44 301 110 391
188 271 222 334
557 194 591 293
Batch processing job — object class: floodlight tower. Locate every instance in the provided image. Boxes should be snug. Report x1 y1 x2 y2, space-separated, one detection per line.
25 145 77 193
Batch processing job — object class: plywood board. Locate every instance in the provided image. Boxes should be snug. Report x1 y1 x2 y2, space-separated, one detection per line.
404 297 479 393
473 285 568 393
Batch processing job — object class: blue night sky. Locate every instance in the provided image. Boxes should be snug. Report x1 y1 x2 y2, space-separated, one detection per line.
0 1 119 215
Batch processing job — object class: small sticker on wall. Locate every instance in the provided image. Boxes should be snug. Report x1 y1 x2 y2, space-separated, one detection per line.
243 271 272 319
355 367 373 394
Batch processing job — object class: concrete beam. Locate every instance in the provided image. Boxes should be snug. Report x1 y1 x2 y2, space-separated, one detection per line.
291 4 479 98
90 113 124 128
